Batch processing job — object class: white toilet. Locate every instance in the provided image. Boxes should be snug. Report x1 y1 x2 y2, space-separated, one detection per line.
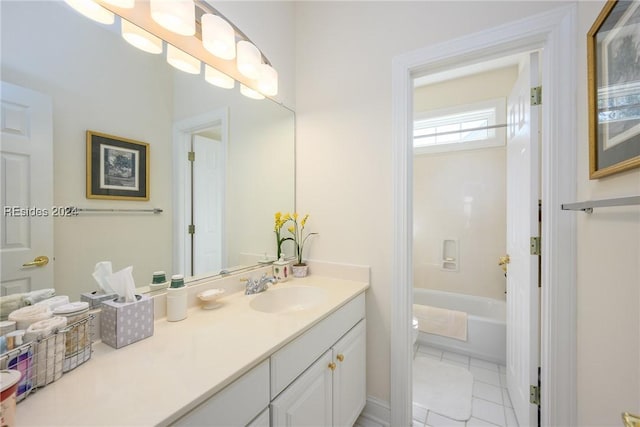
412 316 419 347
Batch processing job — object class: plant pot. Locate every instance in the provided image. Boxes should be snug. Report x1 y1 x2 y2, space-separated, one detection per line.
292 264 308 278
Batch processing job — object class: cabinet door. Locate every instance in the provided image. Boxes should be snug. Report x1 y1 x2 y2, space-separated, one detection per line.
332 320 366 427
271 350 333 427
247 407 270 427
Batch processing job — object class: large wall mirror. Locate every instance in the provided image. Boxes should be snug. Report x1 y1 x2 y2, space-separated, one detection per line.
0 1 295 299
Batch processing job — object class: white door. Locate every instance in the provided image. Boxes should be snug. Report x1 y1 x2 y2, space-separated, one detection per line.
192 134 223 275
271 350 333 427
506 52 540 427
333 320 366 427
0 81 54 296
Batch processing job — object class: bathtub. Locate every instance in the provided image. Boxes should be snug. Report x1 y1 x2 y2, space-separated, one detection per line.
413 288 506 365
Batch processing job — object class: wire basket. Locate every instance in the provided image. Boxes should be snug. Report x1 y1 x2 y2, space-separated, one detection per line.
0 314 94 403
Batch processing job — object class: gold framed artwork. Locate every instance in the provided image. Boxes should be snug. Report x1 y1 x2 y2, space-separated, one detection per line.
86 131 149 200
587 0 640 179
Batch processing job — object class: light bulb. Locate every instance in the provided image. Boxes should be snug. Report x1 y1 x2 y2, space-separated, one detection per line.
167 45 200 74
102 0 134 7
205 66 235 89
240 84 265 100
121 20 162 54
150 0 195 36
64 0 114 25
258 64 278 96
202 14 236 60
236 40 261 80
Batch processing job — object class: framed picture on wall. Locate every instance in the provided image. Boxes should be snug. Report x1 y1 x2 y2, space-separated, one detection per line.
587 0 640 179
86 131 149 200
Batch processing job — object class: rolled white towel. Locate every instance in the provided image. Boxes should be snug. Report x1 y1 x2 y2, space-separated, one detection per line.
24 316 67 342
8 304 52 330
25 316 67 387
0 293 26 319
23 288 56 306
35 296 70 311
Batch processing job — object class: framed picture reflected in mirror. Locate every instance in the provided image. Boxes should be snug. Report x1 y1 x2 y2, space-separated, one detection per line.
86 130 149 200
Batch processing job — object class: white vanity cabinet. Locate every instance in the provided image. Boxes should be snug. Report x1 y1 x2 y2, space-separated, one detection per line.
174 292 366 427
271 319 366 427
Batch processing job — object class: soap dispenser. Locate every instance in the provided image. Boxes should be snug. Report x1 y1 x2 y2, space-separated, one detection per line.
273 255 292 283
166 274 187 322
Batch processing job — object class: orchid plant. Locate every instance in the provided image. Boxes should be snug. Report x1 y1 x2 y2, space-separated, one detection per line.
274 212 293 260
287 213 318 266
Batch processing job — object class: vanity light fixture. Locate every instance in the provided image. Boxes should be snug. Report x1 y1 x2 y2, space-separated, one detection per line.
236 40 261 80
201 14 236 60
240 84 265 100
121 20 163 54
167 45 201 74
150 0 195 36
67 0 279 98
205 65 235 89
64 0 114 25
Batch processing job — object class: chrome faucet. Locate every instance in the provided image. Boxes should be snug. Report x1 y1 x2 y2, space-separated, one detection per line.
245 274 277 295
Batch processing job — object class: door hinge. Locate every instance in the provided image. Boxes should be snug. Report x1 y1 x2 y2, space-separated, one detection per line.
530 236 541 255
531 86 542 106
188 224 195 235
188 151 195 162
530 384 540 406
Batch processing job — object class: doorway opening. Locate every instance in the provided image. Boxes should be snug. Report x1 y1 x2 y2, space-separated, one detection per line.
173 109 228 278
391 5 578 427
411 50 541 427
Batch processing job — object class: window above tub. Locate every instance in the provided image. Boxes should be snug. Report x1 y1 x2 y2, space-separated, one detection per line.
413 98 506 155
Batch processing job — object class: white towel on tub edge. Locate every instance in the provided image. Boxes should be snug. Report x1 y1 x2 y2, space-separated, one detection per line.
413 304 468 342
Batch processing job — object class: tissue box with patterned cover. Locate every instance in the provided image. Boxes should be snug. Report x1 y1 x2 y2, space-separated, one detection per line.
100 294 154 349
81 291 118 309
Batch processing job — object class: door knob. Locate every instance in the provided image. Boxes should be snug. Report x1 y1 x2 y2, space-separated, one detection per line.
498 254 510 273
22 255 49 267
622 412 640 427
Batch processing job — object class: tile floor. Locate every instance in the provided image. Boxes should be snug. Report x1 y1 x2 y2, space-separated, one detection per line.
412 344 519 427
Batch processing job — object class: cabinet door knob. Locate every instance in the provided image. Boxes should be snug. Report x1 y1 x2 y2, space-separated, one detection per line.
336 354 345 362
328 362 336 371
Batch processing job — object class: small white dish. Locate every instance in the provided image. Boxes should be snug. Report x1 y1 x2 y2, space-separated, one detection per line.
197 288 225 310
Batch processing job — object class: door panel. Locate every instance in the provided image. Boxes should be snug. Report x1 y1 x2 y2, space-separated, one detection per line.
192 135 223 275
333 320 366 427
271 350 333 427
506 52 540 427
1 81 53 296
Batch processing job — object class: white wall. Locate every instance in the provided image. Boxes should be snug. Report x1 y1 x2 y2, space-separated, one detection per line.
413 67 517 300
576 3 640 425
294 1 640 422
414 148 507 300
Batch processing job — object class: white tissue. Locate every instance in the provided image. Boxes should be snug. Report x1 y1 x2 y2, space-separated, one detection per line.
106 266 137 303
92 261 115 294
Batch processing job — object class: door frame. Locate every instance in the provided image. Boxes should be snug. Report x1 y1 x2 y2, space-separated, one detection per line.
173 108 229 277
391 4 577 427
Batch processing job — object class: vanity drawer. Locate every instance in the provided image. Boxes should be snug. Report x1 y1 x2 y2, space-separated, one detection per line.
173 359 270 427
270 292 365 398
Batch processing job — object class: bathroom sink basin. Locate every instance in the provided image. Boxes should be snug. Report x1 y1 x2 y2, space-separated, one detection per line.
249 286 328 314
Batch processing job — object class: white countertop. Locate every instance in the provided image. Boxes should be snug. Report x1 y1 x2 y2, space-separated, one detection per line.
17 275 369 426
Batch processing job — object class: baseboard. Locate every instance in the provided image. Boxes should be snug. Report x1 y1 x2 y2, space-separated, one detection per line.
355 396 391 427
